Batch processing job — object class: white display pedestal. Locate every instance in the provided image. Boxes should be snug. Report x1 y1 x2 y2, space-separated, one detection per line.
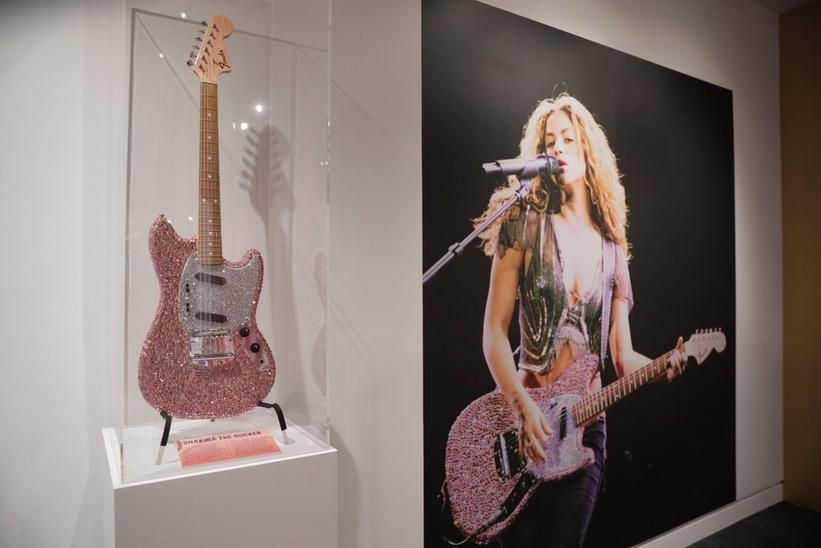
103 414 337 548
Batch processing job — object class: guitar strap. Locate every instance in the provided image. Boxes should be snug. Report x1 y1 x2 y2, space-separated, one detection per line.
599 240 616 372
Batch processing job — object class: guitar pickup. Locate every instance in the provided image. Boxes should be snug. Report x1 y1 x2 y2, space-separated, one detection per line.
494 430 525 479
559 407 568 440
194 272 227 285
195 312 228 323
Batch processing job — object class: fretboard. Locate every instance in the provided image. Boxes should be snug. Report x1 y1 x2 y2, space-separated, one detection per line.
198 82 223 265
572 350 675 426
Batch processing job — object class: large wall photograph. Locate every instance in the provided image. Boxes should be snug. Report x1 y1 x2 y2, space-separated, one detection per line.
423 1 736 546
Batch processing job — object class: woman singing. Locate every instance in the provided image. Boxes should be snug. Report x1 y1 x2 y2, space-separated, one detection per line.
477 93 686 547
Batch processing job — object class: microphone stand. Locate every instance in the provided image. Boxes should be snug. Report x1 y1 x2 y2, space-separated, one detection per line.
423 177 534 284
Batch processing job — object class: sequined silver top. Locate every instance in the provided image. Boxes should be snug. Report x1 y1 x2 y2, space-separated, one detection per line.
498 203 633 375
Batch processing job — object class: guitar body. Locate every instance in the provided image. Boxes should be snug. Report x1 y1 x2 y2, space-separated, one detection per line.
445 391 594 544
138 215 276 419
443 330 726 543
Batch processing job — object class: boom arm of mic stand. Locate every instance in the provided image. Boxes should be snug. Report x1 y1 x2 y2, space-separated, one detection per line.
422 178 534 284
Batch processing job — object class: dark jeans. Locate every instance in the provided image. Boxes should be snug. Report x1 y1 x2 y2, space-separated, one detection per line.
497 418 607 548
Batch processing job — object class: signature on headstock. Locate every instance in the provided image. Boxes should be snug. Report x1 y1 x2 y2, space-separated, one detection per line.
214 49 230 70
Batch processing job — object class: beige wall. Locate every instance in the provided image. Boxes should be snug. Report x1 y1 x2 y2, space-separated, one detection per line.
782 2 821 514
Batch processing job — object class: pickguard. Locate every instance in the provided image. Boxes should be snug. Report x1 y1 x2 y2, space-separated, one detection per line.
179 252 261 332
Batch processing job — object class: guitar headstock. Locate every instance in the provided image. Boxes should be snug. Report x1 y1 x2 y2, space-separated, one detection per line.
684 328 727 365
187 15 234 83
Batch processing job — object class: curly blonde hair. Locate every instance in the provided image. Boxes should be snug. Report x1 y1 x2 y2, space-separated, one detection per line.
477 93 629 257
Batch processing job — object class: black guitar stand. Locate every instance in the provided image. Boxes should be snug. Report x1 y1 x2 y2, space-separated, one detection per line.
155 401 288 465
258 400 293 445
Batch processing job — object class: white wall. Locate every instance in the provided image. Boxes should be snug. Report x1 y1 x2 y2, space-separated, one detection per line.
329 0 781 547
328 0 423 545
0 0 782 547
0 1 127 546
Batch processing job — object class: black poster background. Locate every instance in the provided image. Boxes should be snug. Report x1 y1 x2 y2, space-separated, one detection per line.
422 1 736 546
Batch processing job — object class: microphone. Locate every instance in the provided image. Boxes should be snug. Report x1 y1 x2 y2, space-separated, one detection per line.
482 153 559 180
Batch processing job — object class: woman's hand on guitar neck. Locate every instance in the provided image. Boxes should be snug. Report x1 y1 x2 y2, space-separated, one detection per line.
513 390 552 463
664 336 688 382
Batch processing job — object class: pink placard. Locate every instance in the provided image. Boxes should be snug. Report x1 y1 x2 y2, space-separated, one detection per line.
175 429 280 467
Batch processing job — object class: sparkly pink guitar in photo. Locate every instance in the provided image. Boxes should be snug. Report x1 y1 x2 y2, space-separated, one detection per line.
444 329 726 544
139 15 275 419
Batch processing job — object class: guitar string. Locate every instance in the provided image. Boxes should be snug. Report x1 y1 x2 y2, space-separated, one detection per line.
573 350 674 424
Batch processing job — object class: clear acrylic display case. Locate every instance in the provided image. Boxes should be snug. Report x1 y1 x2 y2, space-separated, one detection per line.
108 2 330 485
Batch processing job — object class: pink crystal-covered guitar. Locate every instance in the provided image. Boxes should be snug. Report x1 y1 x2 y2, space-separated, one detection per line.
138 16 275 419
444 330 726 544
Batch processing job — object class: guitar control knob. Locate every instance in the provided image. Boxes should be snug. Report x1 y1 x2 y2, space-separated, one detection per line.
239 327 250 337
250 343 260 353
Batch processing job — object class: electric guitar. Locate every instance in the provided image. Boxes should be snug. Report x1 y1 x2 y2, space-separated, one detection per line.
138 15 276 419
444 329 726 544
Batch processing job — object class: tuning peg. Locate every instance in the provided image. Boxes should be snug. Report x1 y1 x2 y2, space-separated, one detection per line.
201 20 207 26
195 36 202 42
186 59 194 66
189 51 197 58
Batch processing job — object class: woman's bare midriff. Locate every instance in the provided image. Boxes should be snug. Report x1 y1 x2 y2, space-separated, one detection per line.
518 342 602 393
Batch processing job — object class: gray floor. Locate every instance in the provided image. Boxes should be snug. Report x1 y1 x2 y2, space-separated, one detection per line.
689 503 821 547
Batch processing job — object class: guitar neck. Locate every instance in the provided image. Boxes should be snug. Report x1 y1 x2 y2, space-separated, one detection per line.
572 350 675 426
198 81 223 265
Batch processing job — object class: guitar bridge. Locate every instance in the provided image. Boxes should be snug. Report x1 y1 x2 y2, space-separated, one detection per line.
189 331 235 362
494 430 525 479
